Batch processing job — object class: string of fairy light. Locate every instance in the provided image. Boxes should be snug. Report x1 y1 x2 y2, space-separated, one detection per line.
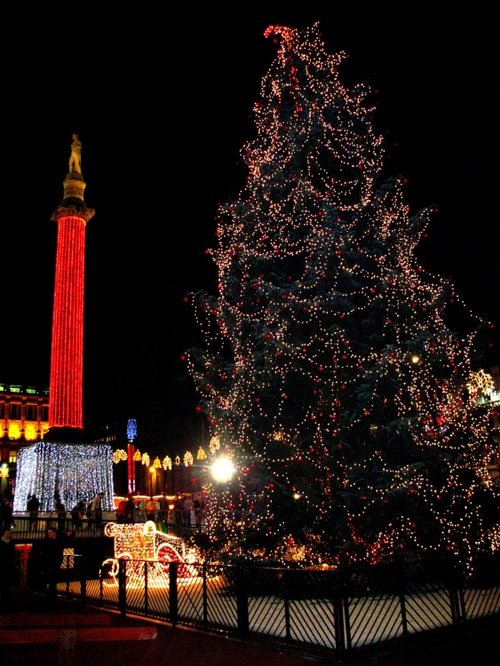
14 441 114 513
112 447 202 470
183 23 498 570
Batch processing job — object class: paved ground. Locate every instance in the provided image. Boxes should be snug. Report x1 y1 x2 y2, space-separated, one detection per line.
2 587 499 665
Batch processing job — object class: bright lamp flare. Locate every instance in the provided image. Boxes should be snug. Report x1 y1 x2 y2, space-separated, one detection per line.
210 456 236 483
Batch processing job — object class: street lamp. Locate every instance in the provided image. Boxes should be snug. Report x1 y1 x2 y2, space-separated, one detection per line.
0 463 8 495
149 466 155 496
210 456 236 483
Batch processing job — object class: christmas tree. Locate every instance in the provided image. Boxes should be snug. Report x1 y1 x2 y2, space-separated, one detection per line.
186 23 499 570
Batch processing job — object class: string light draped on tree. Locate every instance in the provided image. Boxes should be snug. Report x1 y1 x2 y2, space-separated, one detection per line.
185 23 499 570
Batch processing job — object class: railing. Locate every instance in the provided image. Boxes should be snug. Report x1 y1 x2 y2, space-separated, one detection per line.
10 513 202 542
11 512 114 540
48 552 500 658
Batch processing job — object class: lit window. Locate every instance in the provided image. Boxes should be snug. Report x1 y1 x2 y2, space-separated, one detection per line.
25 424 38 440
8 423 21 439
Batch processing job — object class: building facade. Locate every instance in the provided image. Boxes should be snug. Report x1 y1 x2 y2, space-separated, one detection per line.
0 382 49 495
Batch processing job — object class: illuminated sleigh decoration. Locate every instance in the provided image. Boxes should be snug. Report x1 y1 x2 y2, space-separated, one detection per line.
100 521 201 588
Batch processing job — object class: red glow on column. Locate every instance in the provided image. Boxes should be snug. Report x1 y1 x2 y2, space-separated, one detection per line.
128 443 136 494
49 214 87 429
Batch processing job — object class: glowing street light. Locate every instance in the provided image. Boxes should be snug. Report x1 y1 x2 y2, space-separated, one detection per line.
149 466 155 496
210 456 236 483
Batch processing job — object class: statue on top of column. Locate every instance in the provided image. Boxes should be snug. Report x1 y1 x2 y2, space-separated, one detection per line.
68 133 82 174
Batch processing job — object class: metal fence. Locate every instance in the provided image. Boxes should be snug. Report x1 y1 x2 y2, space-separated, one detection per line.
10 512 112 540
51 552 500 658
10 513 199 542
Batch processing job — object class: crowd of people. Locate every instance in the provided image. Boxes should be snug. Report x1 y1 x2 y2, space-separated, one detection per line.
2 490 206 534
115 494 205 528
21 492 107 532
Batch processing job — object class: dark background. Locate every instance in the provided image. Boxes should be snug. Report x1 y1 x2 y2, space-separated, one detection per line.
1 2 496 453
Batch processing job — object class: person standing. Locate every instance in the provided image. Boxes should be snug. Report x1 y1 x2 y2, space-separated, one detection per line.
54 494 66 533
136 497 146 522
27 494 40 530
70 500 85 530
116 498 127 523
158 494 167 525
0 496 14 532
90 492 105 530
146 496 156 522
125 495 136 523
40 527 64 601
174 496 183 525
194 498 205 529
182 496 193 527
0 528 19 611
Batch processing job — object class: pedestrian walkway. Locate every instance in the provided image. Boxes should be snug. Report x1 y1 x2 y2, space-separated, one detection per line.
2 587 499 665
2 587 321 666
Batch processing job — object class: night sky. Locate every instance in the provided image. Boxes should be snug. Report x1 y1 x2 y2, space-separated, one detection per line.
2 2 496 453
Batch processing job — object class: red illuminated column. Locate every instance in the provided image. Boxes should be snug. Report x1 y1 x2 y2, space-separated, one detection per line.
128 443 136 493
49 140 95 431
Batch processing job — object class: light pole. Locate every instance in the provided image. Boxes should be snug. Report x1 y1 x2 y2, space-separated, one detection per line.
210 456 236 483
149 466 155 496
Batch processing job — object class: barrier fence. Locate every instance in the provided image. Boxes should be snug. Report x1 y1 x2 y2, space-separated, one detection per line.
10 513 199 542
45 551 500 658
